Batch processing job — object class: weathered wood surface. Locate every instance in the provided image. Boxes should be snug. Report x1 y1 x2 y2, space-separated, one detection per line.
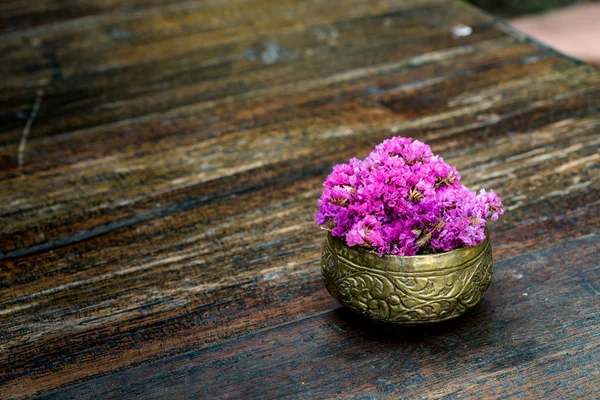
0 0 598 398
36 234 600 399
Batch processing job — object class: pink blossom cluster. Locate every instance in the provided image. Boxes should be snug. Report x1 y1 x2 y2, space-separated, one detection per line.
315 136 504 256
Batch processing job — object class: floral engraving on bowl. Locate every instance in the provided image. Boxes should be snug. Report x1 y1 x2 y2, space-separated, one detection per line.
321 238 493 324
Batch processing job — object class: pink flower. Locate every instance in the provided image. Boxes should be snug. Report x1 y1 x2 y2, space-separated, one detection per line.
315 136 504 255
480 189 504 220
346 216 385 248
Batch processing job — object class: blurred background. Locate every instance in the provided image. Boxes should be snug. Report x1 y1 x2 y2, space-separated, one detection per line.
467 0 586 16
469 0 600 67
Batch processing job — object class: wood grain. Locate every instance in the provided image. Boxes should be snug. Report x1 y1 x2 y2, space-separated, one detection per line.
38 233 600 399
0 0 599 398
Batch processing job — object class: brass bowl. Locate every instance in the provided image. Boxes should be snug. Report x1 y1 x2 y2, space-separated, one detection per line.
321 229 493 324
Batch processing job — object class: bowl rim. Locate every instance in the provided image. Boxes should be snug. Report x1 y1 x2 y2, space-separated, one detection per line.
325 227 490 273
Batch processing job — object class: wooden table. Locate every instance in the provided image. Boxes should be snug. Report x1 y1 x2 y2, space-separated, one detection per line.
1 0 599 398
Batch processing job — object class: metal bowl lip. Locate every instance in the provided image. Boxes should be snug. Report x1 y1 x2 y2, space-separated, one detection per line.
326 227 490 273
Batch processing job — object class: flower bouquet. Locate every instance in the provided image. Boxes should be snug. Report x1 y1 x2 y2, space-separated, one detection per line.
316 136 504 324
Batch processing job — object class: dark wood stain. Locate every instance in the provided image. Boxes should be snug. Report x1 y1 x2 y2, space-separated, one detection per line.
0 0 598 398
37 234 600 399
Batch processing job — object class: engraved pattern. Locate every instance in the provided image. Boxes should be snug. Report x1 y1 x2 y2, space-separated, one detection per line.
321 235 493 324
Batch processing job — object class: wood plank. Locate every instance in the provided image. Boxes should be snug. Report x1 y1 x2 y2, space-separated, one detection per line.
1 0 599 398
0 0 446 90
0 0 497 142
36 233 600 399
0 137 598 396
1 53 597 250
2 48 599 399
0 0 243 36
